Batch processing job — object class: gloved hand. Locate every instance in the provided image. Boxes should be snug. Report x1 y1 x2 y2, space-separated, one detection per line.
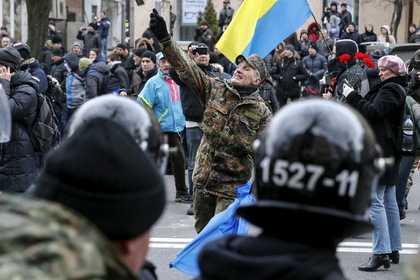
342 82 355 97
149 9 170 40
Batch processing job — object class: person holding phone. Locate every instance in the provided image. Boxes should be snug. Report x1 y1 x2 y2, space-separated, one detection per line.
343 55 406 271
0 46 40 193
194 20 214 51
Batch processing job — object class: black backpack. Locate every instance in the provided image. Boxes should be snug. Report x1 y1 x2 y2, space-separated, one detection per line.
385 83 420 157
44 76 66 124
27 91 61 153
87 69 113 95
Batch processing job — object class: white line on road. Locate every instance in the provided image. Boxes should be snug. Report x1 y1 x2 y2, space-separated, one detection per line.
149 238 420 254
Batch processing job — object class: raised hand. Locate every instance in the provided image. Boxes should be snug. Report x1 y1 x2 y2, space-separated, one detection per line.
149 8 170 40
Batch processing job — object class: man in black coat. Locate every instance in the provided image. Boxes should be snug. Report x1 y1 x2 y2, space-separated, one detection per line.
77 23 102 60
272 45 307 107
0 46 40 193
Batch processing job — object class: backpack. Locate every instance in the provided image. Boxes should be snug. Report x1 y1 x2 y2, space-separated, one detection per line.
386 83 420 156
45 76 66 124
87 69 113 95
27 92 61 153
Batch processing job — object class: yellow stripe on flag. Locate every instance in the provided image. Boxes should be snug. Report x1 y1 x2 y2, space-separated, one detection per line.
216 0 277 62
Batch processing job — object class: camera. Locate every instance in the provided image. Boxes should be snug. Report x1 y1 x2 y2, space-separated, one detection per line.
94 16 99 20
192 46 208 55
326 7 331 11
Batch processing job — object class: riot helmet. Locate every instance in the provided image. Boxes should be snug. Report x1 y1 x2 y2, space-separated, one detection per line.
66 95 168 173
237 99 383 240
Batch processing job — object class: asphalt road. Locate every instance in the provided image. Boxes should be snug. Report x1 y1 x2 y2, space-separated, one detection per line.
148 170 420 280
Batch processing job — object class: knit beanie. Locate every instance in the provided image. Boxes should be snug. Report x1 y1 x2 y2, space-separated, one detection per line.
309 43 318 52
28 118 166 240
64 52 80 72
141 51 156 64
0 46 21 72
51 48 64 57
72 41 82 49
88 22 97 29
12 41 32 60
52 36 62 44
116 43 126 50
134 47 147 57
285 44 295 52
79 57 92 72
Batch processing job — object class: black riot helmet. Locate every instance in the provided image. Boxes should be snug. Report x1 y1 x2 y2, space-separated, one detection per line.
66 95 168 173
237 99 384 242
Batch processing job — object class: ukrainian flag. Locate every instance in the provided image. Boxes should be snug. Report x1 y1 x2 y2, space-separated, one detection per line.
216 0 313 62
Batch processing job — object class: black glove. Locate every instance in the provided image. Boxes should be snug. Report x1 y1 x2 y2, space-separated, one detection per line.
149 9 170 40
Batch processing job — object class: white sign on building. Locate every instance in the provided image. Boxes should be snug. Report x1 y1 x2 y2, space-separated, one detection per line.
182 0 207 25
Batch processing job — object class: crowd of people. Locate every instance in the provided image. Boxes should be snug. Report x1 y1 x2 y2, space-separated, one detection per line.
1 2 420 279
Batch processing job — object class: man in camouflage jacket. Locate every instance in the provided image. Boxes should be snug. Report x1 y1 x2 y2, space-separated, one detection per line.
0 194 138 280
149 9 272 233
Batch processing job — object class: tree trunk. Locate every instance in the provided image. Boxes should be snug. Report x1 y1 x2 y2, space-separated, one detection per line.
26 0 51 61
390 0 403 40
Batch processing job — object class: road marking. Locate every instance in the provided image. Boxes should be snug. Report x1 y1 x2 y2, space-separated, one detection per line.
149 238 420 254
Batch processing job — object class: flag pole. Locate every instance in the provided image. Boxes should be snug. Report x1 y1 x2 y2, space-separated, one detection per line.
311 12 333 57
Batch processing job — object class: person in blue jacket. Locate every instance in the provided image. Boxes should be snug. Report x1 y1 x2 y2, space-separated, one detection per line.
137 52 189 203
95 11 111 59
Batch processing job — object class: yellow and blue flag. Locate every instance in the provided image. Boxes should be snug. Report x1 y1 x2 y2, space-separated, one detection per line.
216 0 313 62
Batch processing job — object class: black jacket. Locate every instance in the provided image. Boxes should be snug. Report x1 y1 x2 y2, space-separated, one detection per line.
76 31 102 58
128 67 157 99
170 64 230 122
107 63 129 93
51 58 68 90
346 76 406 185
85 61 110 100
21 58 48 94
197 235 346 280
272 55 307 98
0 71 40 192
259 80 280 113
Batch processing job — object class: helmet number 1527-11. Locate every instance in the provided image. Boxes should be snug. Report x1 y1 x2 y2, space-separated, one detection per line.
259 157 359 198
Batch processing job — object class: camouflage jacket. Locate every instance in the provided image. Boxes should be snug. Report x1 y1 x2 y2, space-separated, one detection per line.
0 194 138 280
160 37 272 198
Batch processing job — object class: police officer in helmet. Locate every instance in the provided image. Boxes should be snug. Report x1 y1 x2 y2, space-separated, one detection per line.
196 99 385 280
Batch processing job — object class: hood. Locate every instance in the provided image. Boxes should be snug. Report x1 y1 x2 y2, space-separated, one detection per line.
307 22 320 34
64 52 80 72
414 49 420 63
0 194 137 280
198 235 343 280
336 39 358 66
89 61 110 74
381 25 391 35
330 15 340 27
11 70 40 92
20 58 41 72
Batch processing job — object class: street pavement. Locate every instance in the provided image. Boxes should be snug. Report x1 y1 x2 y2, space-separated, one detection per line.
148 171 420 280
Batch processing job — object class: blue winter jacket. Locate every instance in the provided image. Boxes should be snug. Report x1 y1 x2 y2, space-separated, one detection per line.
137 69 185 133
97 18 111 38
65 73 86 109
